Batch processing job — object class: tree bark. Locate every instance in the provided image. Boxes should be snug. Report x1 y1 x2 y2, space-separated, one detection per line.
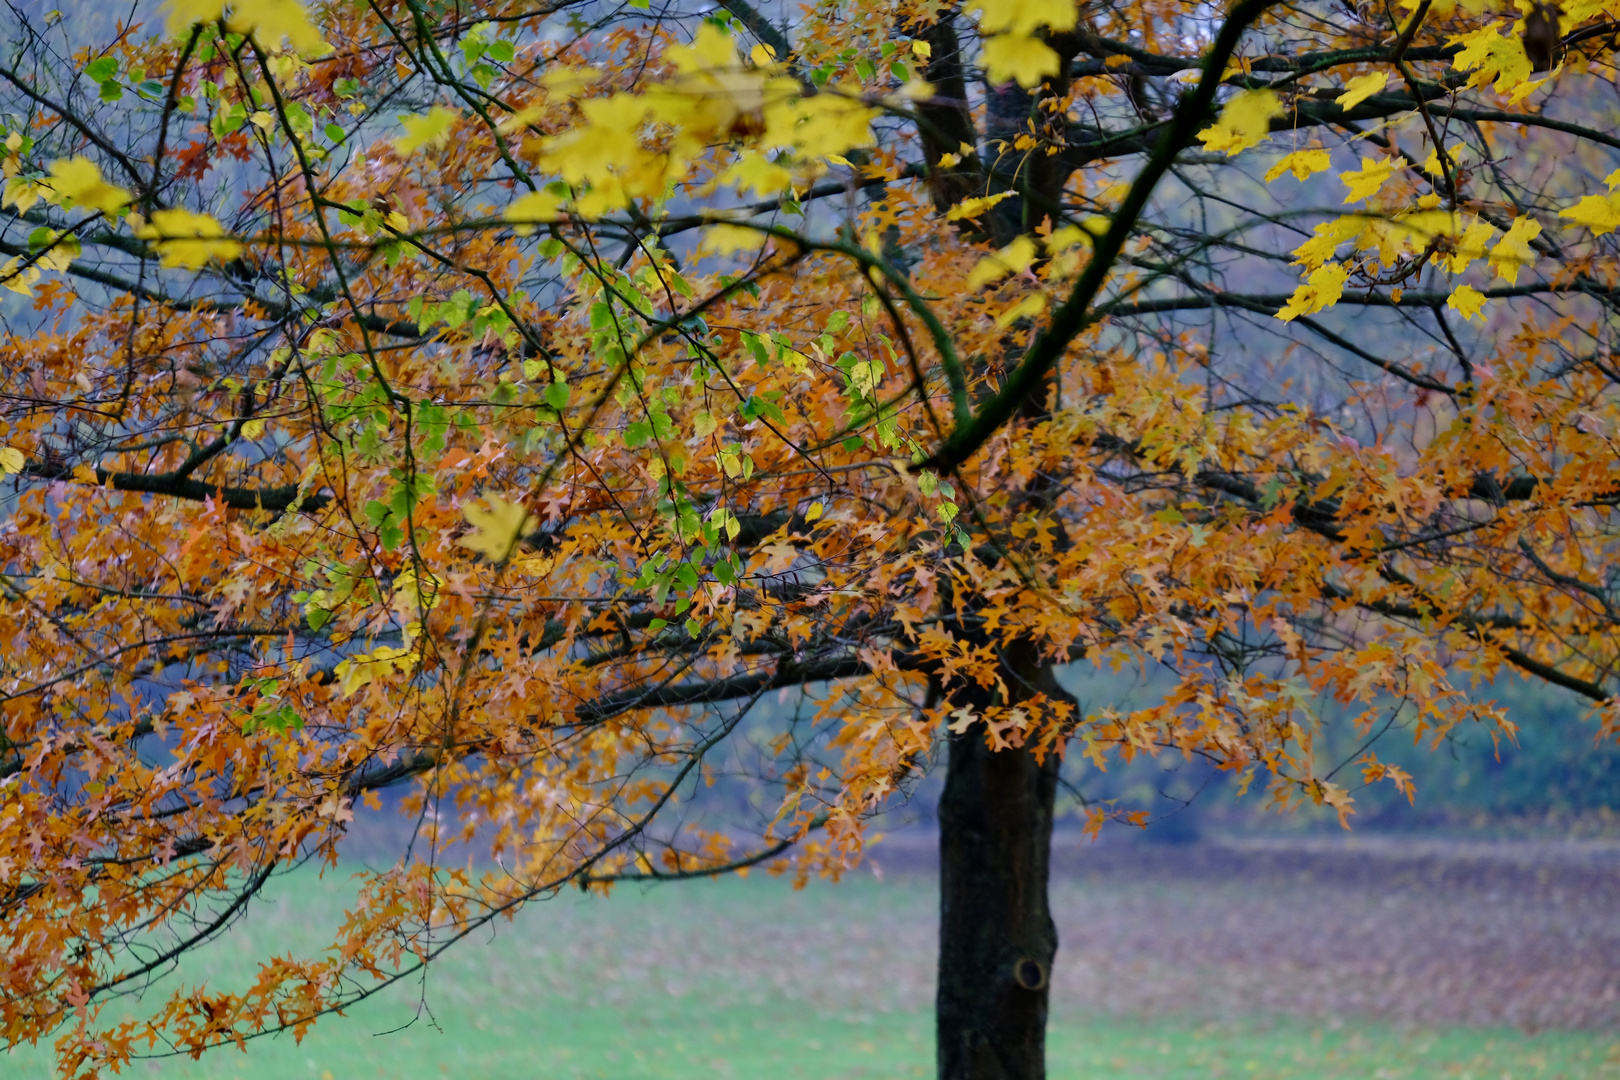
936 713 1061 1080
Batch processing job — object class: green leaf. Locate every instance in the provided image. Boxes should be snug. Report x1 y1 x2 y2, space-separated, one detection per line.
99 80 124 102
624 420 652 447
85 56 118 82
487 40 516 62
741 395 786 424
325 122 345 143
544 380 570 409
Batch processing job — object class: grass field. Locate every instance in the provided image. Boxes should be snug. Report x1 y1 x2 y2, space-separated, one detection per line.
8 842 1620 1079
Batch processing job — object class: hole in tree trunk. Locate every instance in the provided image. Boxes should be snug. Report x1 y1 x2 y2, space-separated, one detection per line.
1014 958 1048 991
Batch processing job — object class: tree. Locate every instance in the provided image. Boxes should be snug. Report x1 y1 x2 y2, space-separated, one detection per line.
3 0 1620 1075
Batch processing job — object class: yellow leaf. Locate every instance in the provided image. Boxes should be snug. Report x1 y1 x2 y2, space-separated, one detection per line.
228 0 328 54
969 0 1080 35
136 208 243 269
240 418 266 439
721 152 794 196
0 256 38 296
1276 262 1349 321
946 191 1014 221
1196 89 1283 157
3 177 49 214
1264 148 1332 183
1446 283 1486 321
1445 217 1497 273
504 190 562 236
35 232 80 272
699 223 766 257
1488 215 1541 283
1289 215 1365 270
692 411 718 439
771 91 877 160
334 645 416 697
394 106 460 155
164 0 225 36
45 157 131 215
1339 155 1403 203
460 493 532 562
1448 21 1531 93
0 447 23 474
981 34 1060 88
994 292 1047 328
967 235 1038 290
1558 193 1620 236
805 501 824 521
912 40 932 62
1334 72 1387 111
1046 225 1085 250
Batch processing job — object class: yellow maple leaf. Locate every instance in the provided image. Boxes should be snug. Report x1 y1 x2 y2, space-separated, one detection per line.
1449 21 1531 92
1264 148 1332 183
1276 262 1349 321
394 106 460 155
1488 215 1541 283
136 208 243 268
1339 155 1403 203
164 0 225 36
721 152 794 196
775 91 878 160
1558 193 1620 236
460 493 532 562
981 34 1060 88
1196 89 1283 157
967 235 1038 290
1334 72 1387 111
0 447 23 474
504 190 563 236
969 0 1080 36
45 157 131 215
700 223 766 257
1289 215 1365 269
167 0 327 53
1446 283 1486 321
230 0 327 54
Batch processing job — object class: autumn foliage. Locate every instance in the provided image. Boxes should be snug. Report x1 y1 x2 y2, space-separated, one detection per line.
2 0 1620 1073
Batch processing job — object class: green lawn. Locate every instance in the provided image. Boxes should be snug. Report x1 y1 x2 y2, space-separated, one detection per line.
6 868 1616 1079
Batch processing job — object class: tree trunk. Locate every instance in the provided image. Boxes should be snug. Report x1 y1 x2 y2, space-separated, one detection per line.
936 719 1060 1080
